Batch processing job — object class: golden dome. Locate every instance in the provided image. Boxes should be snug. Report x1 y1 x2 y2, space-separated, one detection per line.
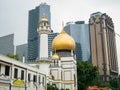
52 24 75 51
41 14 48 21
51 53 59 59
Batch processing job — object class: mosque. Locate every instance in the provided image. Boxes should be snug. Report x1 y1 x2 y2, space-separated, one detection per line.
0 15 77 90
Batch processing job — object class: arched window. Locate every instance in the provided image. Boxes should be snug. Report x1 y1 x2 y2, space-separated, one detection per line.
44 22 46 26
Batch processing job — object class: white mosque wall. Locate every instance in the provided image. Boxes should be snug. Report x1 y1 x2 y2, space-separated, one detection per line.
11 86 25 90
49 55 77 90
0 83 10 90
61 56 77 90
37 61 50 77
39 34 48 58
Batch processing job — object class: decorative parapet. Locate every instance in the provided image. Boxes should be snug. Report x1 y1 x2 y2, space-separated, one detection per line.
0 74 11 84
37 29 51 34
36 58 51 64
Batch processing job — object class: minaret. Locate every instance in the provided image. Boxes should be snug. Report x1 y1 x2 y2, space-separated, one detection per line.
36 15 51 77
37 14 51 59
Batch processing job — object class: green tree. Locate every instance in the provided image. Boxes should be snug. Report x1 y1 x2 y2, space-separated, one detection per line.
109 77 118 89
60 88 70 90
60 89 64 90
77 61 99 89
118 75 120 90
65 88 70 90
100 82 110 88
47 83 59 90
6 53 19 60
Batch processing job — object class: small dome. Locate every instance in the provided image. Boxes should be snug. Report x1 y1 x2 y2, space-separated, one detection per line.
51 53 59 59
52 28 75 51
41 15 48 21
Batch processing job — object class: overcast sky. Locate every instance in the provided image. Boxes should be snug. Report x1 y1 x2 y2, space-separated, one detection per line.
0 0 120 72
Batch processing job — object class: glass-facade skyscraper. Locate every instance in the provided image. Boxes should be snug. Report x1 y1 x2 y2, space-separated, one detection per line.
16 44 27 62
48 33 58 57
64 21 90 61
0 34 14 56
27 3 51 62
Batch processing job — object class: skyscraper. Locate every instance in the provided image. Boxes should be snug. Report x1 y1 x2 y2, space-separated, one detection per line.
27 3 51 62
89 12 118 81
64 21 90 61
16 44 27 62
48 33 58 57
0 34 14 55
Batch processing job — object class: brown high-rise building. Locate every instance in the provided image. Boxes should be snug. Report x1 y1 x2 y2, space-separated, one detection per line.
89 12 119 82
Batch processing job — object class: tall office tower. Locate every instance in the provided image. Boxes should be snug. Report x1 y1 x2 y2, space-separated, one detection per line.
48 33 58 57
0 34 14 55
89 12 118 82
64 21 90 61
16 44 27 62
27 3 51 62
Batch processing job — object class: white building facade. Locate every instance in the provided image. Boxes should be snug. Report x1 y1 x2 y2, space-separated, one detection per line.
0 54 46 90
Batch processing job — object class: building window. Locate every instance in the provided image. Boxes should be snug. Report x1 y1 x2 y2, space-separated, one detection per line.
21 70 24 80
14 68 18 79
33 75 37 82
28 73 31 82
74 74 76 87
42 77 44 85
5 66 10 76
44 22 46 26
39 76 41 84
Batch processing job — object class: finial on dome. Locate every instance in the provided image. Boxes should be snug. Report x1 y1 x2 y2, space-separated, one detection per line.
42 13 46 18
41 13 48 22
62 21 64 28
60 21 66 34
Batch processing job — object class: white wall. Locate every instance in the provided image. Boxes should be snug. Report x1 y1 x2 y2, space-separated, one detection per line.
39 34 48 58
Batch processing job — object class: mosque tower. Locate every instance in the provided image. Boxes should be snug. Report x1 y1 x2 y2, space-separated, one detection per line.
37 14 51 58
36 15 51 76
49 23 77 90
